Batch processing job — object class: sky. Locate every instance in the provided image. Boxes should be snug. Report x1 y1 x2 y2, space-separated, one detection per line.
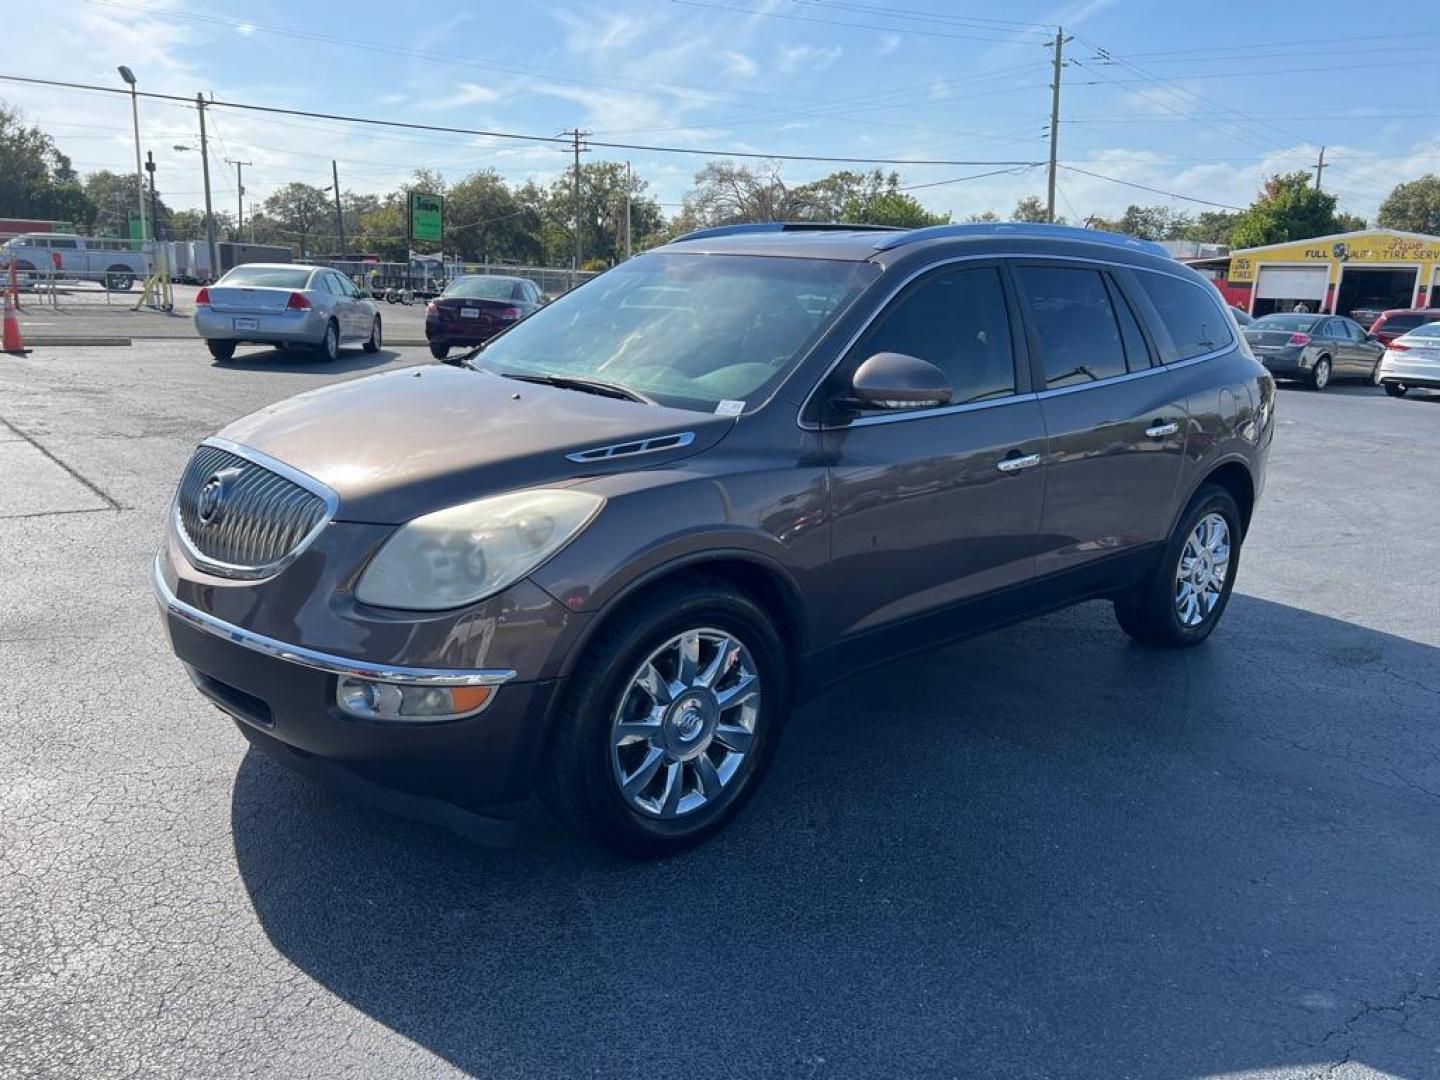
5 0 1439 232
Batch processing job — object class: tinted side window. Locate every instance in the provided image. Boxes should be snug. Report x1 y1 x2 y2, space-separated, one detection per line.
855 265 1016 405
49 238 79 250
1136 271 1229 360
1108 277 1151 371
1346 321 1368 342
1015 266 1128 386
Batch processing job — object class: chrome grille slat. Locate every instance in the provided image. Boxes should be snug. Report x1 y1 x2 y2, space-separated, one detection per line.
172 442 334 579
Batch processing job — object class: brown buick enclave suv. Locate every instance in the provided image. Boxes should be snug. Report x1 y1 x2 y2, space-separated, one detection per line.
156 222 1274 855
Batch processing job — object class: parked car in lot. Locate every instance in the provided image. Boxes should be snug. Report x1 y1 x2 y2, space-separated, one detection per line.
0 232 150 290
156 222 1273 855
1377 322 1440 397
1366 308 1440 346
194 263 382 362
1241 312 1383 390
425 274 544 359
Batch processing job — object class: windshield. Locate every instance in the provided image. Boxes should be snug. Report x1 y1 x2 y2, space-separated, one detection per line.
444 276 523 301
219 266 313 289
471 253 877 412
1250 314 1321 332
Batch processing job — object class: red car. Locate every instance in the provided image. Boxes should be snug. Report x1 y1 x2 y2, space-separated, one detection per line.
425 274 544 359
1367 308 1440 345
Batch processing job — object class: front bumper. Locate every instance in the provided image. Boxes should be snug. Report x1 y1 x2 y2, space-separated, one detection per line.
154 558 559 807
195 308 327 344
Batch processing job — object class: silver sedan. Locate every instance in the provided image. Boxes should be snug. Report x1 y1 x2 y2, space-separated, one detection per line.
1378 322 1440 398
194 263 382 362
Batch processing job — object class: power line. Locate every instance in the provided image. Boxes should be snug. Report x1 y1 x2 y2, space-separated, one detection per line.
898 165 1037 191
1057 165 1244 210
0 73 1044 168
668 0 1051 43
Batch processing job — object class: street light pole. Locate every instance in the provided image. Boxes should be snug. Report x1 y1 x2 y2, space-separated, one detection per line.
117 66 147 246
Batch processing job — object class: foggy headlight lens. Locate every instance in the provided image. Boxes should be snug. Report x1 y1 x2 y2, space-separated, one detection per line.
355 489 603 610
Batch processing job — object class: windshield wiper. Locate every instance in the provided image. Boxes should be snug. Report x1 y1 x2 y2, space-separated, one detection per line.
500 371 656 405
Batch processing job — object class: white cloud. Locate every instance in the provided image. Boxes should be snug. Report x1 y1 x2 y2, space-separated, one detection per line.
235 22 255 37
419 83 502 111
722 51 759 78
878 33 901 55
775 43 842 75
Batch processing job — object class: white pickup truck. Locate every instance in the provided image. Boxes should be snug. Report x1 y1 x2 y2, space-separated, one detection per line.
0 233 152 291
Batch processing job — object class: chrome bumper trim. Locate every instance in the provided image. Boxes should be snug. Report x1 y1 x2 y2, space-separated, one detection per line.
153 556 517 688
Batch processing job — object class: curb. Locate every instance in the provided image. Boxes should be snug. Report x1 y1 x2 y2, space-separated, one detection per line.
25 336 133 347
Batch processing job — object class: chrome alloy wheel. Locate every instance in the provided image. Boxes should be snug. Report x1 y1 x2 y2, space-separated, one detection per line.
1174 512 1231 628
610 628 761 818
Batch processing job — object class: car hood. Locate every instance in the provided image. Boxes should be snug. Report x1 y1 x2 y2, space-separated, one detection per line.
217 365 730 523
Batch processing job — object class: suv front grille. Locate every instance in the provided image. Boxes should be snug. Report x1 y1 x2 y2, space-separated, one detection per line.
173 443 333 578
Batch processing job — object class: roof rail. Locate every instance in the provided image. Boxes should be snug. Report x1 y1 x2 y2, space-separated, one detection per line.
872 222 1171 258
672 221 902 243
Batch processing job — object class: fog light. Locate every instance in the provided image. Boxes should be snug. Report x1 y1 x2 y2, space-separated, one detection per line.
336 676 494 721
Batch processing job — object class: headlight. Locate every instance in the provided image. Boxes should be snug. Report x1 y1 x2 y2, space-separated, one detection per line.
355 489 603 610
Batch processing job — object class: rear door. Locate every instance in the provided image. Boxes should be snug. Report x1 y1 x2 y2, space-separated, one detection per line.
823 260 1047 647
1340 317 1383 374
1012 261 1189 580
322 271 358 339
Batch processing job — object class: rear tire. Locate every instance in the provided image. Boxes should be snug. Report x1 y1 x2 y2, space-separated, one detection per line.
363 316 382 353
105 266 134 291
1309 355 1331 390
315 320 339 362
1384 382 1408 398
1114 484 1242 649
428 343 449 360
207 340 236 362
539 575 791 857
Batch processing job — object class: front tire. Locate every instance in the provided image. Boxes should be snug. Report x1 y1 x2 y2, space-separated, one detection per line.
1114 484 1241 648
363 316 382 353
1384 382 1408 398
539 576 790 857
428 343 449 360
1309 355 1331 391
207 340 236 362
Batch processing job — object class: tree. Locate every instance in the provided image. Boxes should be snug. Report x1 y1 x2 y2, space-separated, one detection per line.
84 169 173 238
843 190 948 228
1334 212 1368 233
0 101 96 229
1089 203 1193 241
677 160 817 228
1377 174 1440 235
1011 195 1059 224
261 182 334 257
966 210 1001 223
1230 172 1337 248
1182 210 1240 245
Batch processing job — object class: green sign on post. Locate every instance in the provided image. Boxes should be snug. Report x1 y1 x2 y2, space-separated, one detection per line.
410 192 443 243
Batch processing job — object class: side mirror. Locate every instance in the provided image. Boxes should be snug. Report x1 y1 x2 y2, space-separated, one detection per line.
838 352 953 413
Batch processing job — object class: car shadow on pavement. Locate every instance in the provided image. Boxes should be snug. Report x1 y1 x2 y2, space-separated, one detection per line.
213 347 407 374
229 594 1440 1079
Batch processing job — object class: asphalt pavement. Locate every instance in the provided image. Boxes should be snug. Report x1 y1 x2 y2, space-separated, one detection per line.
2 338 1439 1079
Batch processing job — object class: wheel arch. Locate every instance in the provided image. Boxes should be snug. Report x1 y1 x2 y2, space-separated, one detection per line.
554 549 807 684
1191 458 1255 537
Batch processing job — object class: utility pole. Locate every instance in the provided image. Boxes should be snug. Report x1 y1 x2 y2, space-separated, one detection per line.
1046 26 1070 224
145 151 159 240
225 158 251 242
331 160 345 256
625 160 633 260
196 94 218 279
1313 146 1327 193
562 129 590 280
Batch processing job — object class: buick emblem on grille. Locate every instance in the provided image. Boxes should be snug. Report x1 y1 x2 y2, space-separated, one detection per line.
197 467 241 526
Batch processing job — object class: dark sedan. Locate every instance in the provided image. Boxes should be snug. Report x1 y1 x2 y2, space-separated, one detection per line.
1241 312 1382 390
425 274 544 359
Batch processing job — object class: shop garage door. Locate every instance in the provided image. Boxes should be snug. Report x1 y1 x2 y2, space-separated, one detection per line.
1255 266 1328 301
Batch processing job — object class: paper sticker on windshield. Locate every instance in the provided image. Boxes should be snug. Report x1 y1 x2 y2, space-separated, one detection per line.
715 399 745 416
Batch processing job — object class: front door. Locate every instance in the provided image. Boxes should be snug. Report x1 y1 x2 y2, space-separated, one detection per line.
822 261 1047 654
1010 261 1188 580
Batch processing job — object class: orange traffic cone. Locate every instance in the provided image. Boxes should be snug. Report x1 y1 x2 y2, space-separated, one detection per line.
3 292 28 355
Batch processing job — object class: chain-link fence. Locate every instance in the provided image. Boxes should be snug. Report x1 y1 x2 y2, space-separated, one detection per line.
314 258 600 301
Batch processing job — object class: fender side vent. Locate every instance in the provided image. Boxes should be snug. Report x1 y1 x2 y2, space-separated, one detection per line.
566 431 696 463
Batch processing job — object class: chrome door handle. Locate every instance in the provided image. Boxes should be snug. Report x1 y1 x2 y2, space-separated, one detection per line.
1145 421 1179 438
996 452 1042 473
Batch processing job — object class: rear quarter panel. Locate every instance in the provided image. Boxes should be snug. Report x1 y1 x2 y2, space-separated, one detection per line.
1170 350 1273 525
